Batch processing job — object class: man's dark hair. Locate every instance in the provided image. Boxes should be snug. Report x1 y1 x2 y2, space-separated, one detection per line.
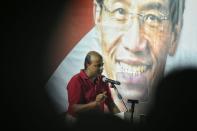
96 0 103 7
169 0 185 30
84 51 102 69
84 53 91 70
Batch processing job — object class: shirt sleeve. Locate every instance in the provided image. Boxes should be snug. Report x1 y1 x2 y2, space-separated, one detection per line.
67 76 83 115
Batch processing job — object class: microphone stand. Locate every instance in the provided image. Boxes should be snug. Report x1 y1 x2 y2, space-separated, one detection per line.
111 84 129 112
127 99 139 123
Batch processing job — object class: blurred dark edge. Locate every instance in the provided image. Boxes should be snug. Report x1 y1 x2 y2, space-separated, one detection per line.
4 0 69 130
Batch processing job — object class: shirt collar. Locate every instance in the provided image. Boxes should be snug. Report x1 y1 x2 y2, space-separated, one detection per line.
79 69 89 80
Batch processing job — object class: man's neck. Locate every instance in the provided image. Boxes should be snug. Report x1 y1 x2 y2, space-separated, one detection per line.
84 69 96 82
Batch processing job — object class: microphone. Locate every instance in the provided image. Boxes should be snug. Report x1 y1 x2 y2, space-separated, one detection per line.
102 76 121 85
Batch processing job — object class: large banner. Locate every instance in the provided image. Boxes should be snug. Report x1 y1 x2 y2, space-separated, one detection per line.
46 0 197 120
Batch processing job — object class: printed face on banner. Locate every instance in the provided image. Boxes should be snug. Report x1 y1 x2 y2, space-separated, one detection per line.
95 0 179 102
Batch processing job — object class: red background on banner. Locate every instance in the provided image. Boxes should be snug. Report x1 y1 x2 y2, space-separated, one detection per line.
48 0 94 76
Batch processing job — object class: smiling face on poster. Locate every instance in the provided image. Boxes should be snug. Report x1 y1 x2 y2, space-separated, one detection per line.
93 0 184 105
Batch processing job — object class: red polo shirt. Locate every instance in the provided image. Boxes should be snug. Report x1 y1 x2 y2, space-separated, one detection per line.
67 70 113 116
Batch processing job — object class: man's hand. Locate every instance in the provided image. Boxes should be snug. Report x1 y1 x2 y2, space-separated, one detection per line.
95 91 107 105
71 91 108 114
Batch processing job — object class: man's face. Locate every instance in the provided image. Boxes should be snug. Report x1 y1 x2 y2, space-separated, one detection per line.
88 55 104 78
96 0 177 101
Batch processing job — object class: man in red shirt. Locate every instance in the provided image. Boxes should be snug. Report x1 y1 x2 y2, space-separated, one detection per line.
67 51 120 117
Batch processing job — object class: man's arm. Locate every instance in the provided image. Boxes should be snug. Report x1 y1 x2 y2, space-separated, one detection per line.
71 91 107 115
72 101 98 113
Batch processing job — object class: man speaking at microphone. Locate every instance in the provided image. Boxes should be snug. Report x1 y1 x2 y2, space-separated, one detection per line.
67 51 120 118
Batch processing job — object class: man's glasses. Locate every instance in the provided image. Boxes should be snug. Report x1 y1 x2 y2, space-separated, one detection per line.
102 4 169 31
